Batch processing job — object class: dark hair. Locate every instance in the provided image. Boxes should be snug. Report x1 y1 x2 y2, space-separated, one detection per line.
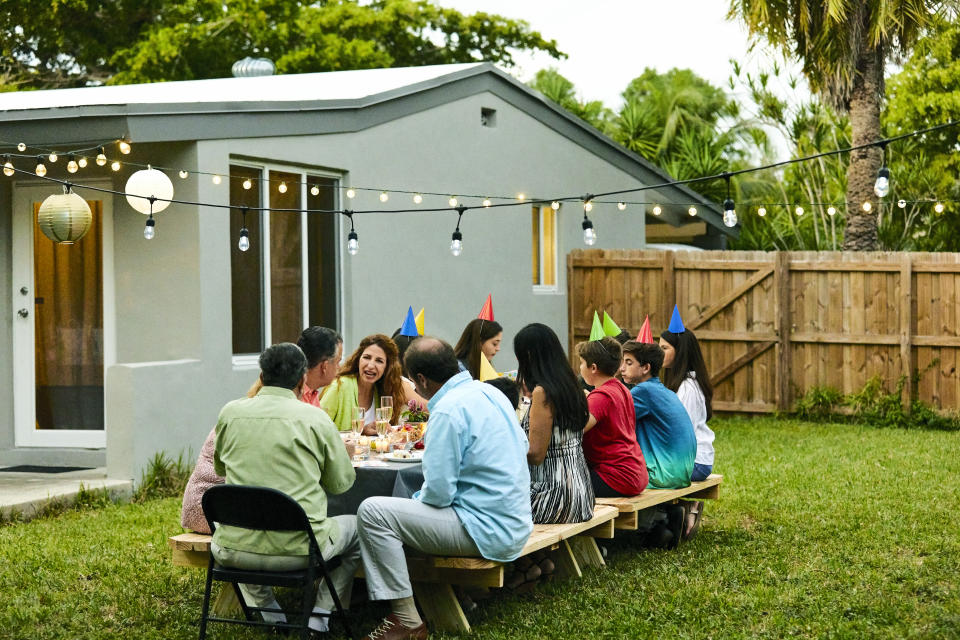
297 326 342 369
613 329 632 345
576 337 622 377
337 334 406 423
486 377 520 409
405 337 460 385
390 328 416 377
622 340 664 378
454 318 503 379
259 343 307 389
515 323 590 431
660 329 713 419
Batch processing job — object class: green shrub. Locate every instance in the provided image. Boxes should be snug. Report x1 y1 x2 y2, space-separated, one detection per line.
846 374 960 431
132 452 193 503
793 385 845 421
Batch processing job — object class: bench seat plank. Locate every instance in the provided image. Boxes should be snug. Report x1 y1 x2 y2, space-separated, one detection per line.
596 474 723 514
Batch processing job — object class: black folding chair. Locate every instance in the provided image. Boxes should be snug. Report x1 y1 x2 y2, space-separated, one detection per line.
199 485 354 639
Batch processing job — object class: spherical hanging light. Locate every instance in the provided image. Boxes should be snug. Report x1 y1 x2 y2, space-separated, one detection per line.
37 189 93 244
125 167 174 214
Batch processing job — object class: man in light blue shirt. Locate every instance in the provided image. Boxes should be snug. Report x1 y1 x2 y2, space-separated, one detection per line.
357 337 532 640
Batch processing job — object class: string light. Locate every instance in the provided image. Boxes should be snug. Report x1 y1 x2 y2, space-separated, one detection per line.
96 147 107 166
346 212 359 256
862 201 872 212
652 205 662 216
35 156 46 177
581 195 597 245
874 167 890 197
48 152 58 163
242 178 252 190
722 175 737 227
448 196 458 207
413 193 423 204
278 182 287 194
450 206 465 256
17 143 25 152
77 157 87 168
238 207 250 252
795 206 804 216
179 170 189 179
897 199 906 209
2 156 13 177
118 139 131 155
346 188 356 199
827 206 836 216
212 174 222 185
617 201 627 211
935 202 945 213
144 214 155 240
551 201 560 210
757 206 767 217
688 206 697 217
482 198 492 207
310 185 320 196
379 191 389 202
111 160 121 171
516 192 526 201
66 156 78 173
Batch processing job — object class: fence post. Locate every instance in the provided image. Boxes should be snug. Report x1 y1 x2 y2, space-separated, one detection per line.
663 251 676 324
776 251 791 411
900 253 914 409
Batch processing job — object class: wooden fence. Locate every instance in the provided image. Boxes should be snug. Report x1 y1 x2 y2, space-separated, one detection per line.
568 250 960 414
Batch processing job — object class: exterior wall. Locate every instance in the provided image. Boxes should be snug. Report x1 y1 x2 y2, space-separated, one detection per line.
0 180 13 452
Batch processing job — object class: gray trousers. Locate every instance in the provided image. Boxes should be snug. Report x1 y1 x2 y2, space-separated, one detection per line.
211 514 361 612
357 497 480 600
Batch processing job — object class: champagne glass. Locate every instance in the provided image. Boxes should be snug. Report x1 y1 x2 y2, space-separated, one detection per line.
375 407 391 439
380 396 393 424
351 407 365 438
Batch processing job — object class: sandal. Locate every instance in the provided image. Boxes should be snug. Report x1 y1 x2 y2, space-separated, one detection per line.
683 500 704 541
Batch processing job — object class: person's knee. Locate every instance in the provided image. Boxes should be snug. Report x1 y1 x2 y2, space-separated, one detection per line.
357 497 390 530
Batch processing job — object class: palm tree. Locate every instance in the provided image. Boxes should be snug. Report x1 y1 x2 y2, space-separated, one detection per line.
728 0 950 250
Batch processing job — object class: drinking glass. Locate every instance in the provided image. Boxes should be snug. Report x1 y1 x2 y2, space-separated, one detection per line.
351 407 365 437
375 407 391 439
380 395 393 421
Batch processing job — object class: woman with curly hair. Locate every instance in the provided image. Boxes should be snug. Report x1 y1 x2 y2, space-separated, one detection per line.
320 334 411 435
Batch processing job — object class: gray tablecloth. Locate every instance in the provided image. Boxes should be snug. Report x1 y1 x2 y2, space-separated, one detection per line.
328 462 424 516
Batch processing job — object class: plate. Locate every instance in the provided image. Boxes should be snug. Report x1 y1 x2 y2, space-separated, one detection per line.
379 451 424 463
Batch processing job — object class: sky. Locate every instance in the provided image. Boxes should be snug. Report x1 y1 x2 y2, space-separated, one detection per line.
441 0 808 136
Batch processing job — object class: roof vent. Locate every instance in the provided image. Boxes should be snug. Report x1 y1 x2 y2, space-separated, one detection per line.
232 57 276 78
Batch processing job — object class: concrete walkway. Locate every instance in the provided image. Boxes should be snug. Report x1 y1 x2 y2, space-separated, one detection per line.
0 467 133 521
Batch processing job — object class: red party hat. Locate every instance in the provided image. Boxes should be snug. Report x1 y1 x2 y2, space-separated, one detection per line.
636 315 654 343
477 294 494 321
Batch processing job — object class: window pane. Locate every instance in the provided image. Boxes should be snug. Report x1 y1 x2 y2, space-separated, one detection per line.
543 206 556 286
230 165 263 354
307 176 339 330
531 205 540 285
269 170 303 343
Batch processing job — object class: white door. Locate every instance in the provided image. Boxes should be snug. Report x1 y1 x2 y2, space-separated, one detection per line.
12 183 114 448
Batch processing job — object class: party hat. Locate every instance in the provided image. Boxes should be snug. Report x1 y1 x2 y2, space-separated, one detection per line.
478 294 494 321
589 311 605 341
636 315 654 343
667 305 686 333
479 353 499 381
399 306 419 337
414 308 425 336
602 311 622 338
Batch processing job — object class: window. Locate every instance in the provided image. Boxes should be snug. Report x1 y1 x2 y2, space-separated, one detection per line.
532 204 557 290
481 107 497 128
230 164 340 358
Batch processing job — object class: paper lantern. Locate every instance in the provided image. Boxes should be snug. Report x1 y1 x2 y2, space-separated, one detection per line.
37 192 92 244
125 168 174 215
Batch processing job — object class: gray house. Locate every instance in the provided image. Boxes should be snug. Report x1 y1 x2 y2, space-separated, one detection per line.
0 62 732 479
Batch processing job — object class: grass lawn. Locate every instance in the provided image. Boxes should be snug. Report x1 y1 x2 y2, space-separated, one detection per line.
3 417 960 639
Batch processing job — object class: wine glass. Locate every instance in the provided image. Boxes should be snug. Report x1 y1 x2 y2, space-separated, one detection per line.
351 407 365 438
380 396 393 422
375 407 391 439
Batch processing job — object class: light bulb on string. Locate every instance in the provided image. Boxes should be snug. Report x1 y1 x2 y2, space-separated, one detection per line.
48 152 58 163
551 201 560 211
347 229 359 255
310 185 320 196
212 174 222 185
448 196 458 207
144 214 155 240
874 166 890 198
346 188 356 199
242 178 252 190
517 193 526 201
77 157 88 168
795 206 804 216
581 196 597 245
897 199 907 209
450 206 465 256
688 206 697 217
278 182 287 194
584 201 593 213
111 160 121 172
66 156 78 173
862 201 872 212
413 193 423 204
35 156 46 177
935 202 945 213
17 143 25 152
96 147 107 166
379 191 389 202
238 207 250 252
827 206 837 216
179 170 189 179
757 207 767 217
617 202 627 211
482 198 492 208
2 156 13 177
118 140 131 155
722 199 738 227
652 205 662 216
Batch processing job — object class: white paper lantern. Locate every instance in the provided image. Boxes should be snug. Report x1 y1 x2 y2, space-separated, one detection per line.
38 192 92 244
125 168 174 214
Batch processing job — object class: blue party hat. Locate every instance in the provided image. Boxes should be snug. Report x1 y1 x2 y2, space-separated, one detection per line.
400 306 419 337
667 305 686 333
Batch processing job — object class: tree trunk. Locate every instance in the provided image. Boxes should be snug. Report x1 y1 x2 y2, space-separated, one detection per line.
842 45 883 251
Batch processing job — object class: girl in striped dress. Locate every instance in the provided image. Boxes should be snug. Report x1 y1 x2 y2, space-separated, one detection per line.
514 323 595 524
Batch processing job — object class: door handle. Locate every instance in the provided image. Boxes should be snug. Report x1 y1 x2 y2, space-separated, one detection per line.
17 308 28 318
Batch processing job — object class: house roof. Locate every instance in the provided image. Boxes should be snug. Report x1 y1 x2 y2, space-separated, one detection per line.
0 63 731 235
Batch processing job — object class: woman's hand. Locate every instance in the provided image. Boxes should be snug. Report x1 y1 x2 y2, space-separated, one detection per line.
362 423 378 437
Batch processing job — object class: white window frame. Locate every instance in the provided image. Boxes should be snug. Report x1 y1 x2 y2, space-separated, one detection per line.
231 160 341 367
533 203 560 294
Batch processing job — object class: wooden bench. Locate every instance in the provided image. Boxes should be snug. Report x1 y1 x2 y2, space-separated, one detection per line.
169 504 620 633
595 474 723 530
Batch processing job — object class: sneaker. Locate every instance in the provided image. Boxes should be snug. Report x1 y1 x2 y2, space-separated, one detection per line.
363 613 428 640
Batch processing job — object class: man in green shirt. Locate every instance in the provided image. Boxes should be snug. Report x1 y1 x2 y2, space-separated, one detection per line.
212 342 357 633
